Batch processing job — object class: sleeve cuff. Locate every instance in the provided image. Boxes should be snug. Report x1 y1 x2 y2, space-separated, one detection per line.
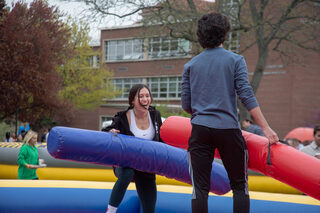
246 101 259 111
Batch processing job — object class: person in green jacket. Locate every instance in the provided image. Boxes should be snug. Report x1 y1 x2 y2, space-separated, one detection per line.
17 130 41 179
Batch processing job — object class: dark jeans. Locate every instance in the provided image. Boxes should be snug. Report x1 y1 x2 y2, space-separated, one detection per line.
188 124 250 213
109 167 157 213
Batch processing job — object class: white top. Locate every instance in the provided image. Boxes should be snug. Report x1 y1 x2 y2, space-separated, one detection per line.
130 109 155 140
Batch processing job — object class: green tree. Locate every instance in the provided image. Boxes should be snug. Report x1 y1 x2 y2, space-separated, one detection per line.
57 19 119 110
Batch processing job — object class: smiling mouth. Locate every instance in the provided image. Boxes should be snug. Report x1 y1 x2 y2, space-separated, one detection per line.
141 104 149 109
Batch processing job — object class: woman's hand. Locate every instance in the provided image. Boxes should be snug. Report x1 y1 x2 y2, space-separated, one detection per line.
109 128 120 136
25 164 38 169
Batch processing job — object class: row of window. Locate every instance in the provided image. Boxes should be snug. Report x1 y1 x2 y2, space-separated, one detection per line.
88 55 100 68
111 76 182 99
105 37 190 61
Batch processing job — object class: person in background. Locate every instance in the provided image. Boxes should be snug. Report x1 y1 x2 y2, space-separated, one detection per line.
17 130 43 179
46 128 50 142
301 125 320 159
41 128 49 143
17 130 26 142
181 12 279 213
10 132 17 142
285 138 303 150
4 132 11 142
4 132 17 142
241 119 264 136
18 122 30 136
302 140 313 146
102 84 163 213
279 139 289 145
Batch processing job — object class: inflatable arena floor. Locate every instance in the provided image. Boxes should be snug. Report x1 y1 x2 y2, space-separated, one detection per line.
1 180 319 213
1 117 319 212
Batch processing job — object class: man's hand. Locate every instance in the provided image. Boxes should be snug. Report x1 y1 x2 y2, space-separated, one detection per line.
249 107 279 145
262 127 279 144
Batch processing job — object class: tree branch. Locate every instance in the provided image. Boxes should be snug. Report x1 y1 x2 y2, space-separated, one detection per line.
239 40 257 54
265 0 302 43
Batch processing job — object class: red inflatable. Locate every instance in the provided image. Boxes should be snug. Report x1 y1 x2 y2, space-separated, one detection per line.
160 116 320 201
285 127 314 143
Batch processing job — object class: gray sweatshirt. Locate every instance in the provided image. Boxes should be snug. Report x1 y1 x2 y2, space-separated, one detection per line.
181 47 258 129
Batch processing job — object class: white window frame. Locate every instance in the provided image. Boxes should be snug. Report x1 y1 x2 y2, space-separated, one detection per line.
147 76 182 99
148 37 190 59
112 78 144 99
105 38 143 61
111 76 182 100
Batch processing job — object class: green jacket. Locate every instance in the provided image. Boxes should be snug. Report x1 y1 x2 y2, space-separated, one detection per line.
17 143 39 179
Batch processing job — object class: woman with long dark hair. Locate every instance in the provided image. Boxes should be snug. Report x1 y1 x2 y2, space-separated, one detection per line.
103 84 163 213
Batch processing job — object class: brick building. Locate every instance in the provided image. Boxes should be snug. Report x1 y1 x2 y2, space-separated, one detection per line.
66 8 320 139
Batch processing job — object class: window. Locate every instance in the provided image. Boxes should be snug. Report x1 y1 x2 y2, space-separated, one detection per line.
97 55 100 66
148 37 190 58
105 37 190 61
112 78 144 99
147 76 182 99
226 31 240 53
88 55 100 68
220 0 240 53
111 77 181 100
105 39 143 61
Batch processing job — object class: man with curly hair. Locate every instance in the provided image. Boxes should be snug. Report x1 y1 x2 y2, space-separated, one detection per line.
181 12 279 213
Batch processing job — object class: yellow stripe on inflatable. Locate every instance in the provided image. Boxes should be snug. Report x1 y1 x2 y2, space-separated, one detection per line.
156 185 319 205
248 175 302 194
0 164 303 194
0 142 47 148
0 180 318 206
246 191 320 205
1 164 186 185
0 164 117 182
0 179 141 190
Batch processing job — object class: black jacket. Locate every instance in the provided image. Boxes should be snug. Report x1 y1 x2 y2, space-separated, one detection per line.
102 106 163 142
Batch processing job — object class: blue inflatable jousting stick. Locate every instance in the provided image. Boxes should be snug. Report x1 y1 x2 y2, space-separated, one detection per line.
47 126 230 195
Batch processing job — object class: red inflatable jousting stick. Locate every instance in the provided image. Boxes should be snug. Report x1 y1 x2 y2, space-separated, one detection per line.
160 116 320 200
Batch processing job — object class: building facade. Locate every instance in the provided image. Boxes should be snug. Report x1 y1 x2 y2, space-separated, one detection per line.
66 19 320 139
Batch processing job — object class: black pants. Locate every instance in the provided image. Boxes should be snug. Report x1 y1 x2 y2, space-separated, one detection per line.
109 167 157 213
188 124 250 213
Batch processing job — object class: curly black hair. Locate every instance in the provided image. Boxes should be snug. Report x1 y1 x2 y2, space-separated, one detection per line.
197 12 231 49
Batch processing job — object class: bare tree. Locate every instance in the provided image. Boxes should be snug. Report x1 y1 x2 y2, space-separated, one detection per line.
66 0 320 121
236 0 320 120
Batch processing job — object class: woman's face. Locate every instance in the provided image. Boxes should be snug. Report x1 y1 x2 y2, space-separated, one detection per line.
132 87 151 110
30 135 38 145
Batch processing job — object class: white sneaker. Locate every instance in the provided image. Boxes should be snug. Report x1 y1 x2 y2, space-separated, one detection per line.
106 205 118 213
